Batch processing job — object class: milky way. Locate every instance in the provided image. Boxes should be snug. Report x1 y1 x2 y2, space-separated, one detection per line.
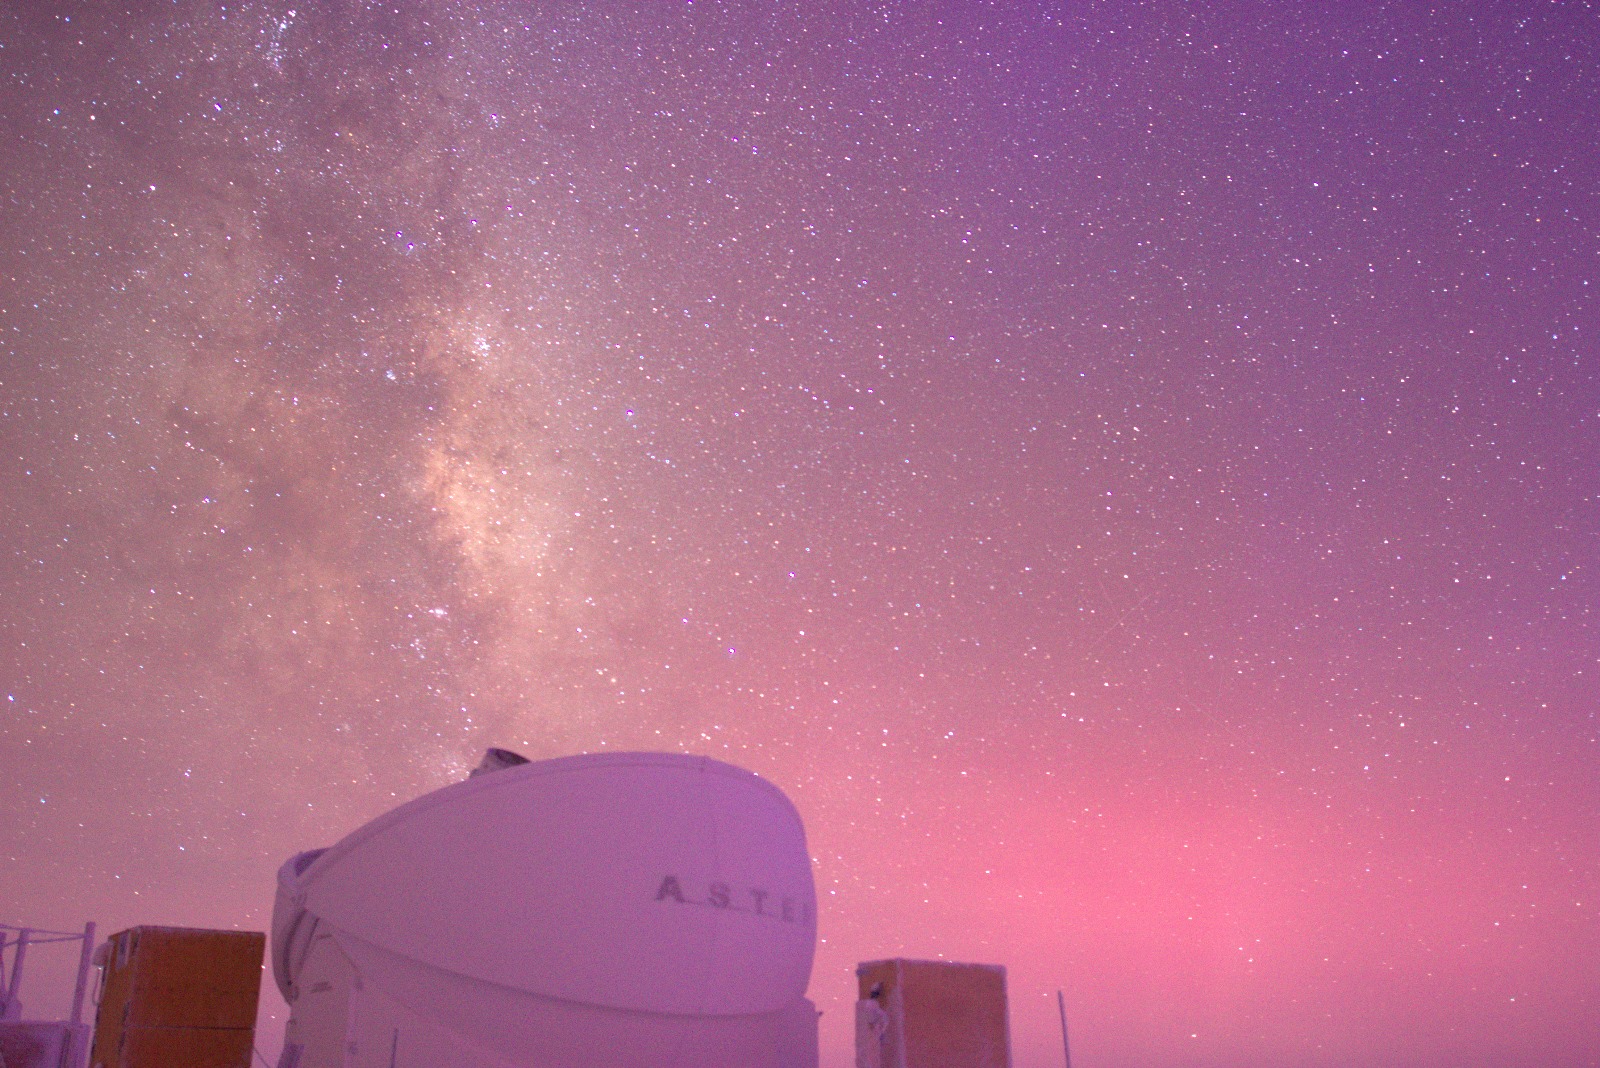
2 4 1596 1066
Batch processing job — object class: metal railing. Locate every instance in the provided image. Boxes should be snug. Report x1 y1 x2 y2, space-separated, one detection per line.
0 921 97 1068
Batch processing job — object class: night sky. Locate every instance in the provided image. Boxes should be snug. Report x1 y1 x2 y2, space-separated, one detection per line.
2 3 1596 1066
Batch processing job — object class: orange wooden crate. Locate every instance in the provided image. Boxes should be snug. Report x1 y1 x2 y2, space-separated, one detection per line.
90 927 264 1068
112 1026 254 1068
858 958 1011 1068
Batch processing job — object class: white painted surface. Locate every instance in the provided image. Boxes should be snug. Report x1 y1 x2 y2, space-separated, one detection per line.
272 752 818 1068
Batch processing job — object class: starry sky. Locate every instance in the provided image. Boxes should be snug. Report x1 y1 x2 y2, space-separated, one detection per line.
2 2 1596 1066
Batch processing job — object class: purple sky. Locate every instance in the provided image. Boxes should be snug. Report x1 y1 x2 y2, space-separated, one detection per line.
2 3 1596 1066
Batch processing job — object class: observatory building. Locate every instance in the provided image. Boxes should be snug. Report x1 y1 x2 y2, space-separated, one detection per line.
271 751 818 1068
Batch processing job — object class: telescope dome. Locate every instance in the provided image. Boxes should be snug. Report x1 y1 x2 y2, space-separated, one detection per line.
272 751 818 1068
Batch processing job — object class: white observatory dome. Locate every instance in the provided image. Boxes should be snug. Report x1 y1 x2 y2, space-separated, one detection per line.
271 752 818 1068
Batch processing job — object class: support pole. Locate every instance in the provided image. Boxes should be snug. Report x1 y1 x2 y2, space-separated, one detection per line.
1057 989 1072 1068
5 928 29 1019
69 921 96 1027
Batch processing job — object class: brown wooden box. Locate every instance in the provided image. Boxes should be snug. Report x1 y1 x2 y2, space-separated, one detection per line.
858 958 1011 1068
90 927 264 1068
112 1026 254 1068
